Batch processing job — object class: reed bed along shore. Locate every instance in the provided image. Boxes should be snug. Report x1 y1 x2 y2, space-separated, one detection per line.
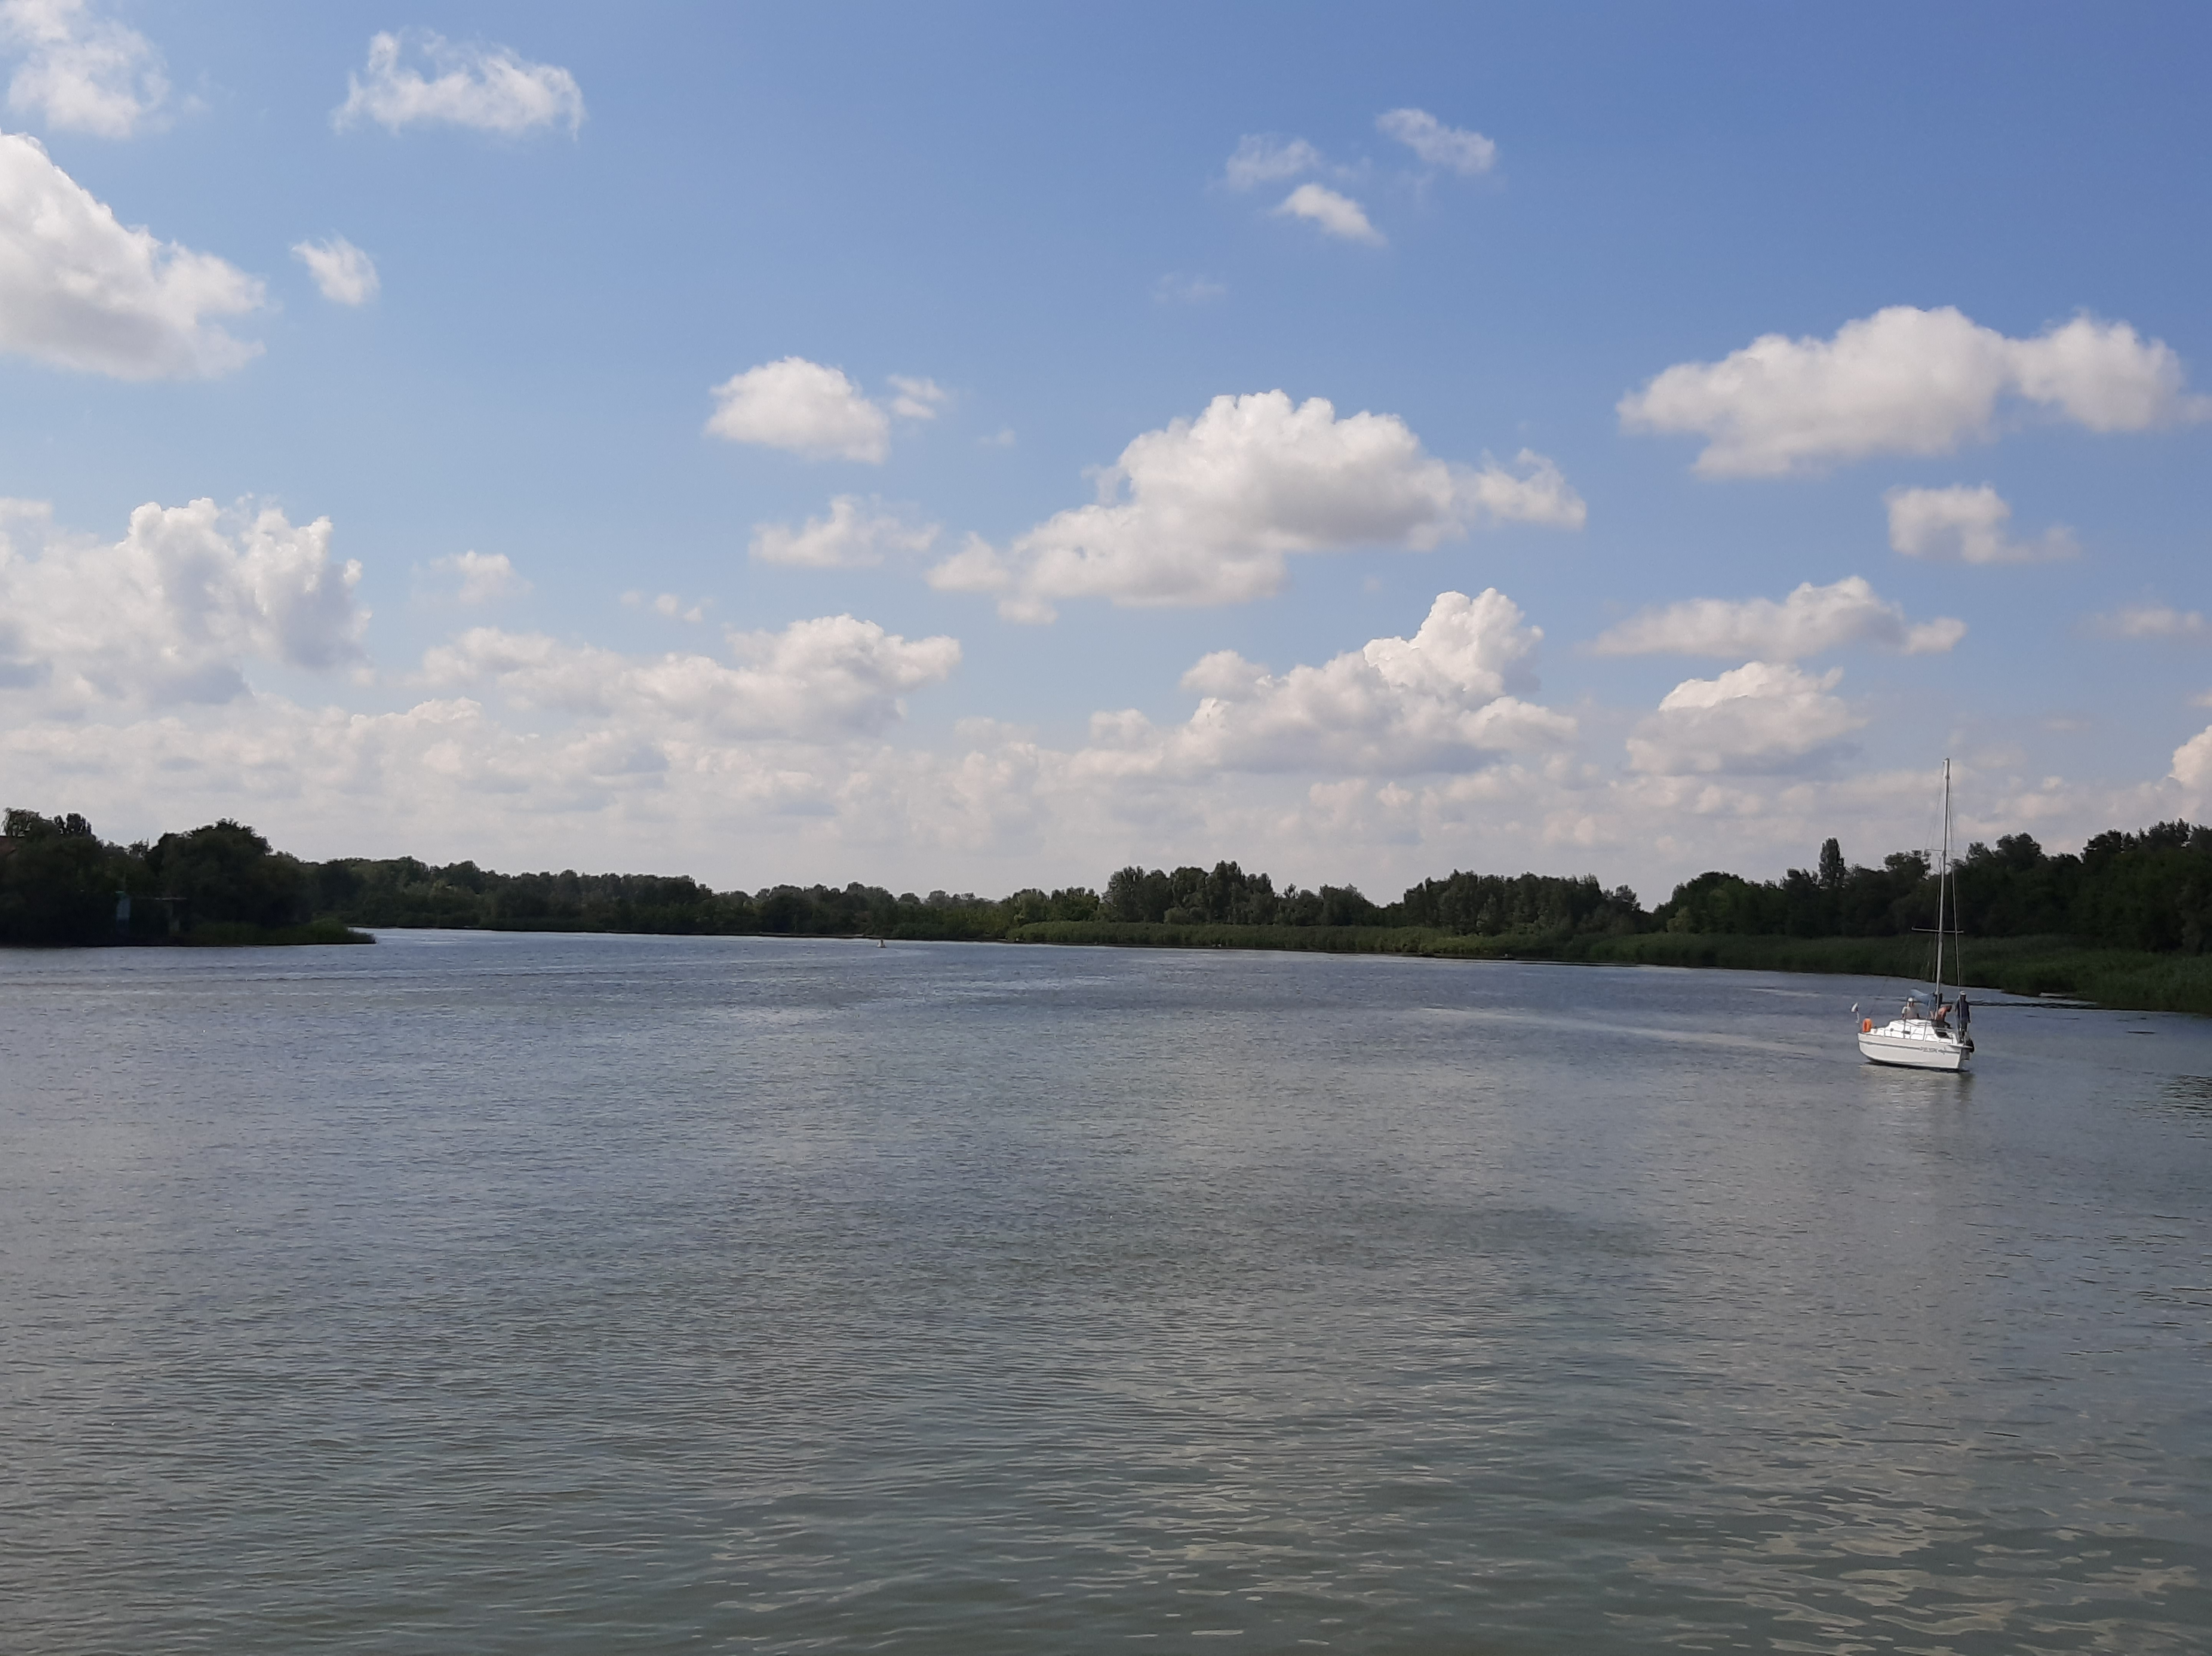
1007 924 2212 1015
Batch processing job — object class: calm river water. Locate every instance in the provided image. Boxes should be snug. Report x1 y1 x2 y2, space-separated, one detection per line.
3 933 2208 1653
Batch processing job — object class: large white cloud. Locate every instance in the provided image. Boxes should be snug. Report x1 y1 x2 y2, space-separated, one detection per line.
1884 484 2075 565
0 496 363 705
334 30 584 136
928 391 1584 620
750 496 939 568
0 132 263 378
1 0 166 137
706 358 892 463
1078 590 1573 778
420 614 960 742
2172 727 2212 794
1375 108 1496 174
1626 661 1863 776
1590 576 1963 660
1619 306 2206 477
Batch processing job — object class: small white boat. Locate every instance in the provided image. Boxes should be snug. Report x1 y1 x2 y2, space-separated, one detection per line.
1856 759 1975 1072
1858 995 1972 1070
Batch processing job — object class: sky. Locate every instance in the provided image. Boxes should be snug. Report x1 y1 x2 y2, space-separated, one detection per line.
2 1 2210 902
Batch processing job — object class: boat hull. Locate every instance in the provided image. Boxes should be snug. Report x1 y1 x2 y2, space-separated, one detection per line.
1858 1026 1970 1071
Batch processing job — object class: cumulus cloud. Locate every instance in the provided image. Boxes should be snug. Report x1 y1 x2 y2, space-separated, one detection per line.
706 358 891 463
334 30 584 136
927 391 1583 620
1224 133 1322 189
1626 661 1863 776
420 614 959 742
0 496 364 705
2088 603 2212 642
429 550 527 605
1085 590 1573 778
1884 484 2076 565
1 0 167 137
0 132 263 378
1619 305 2207 477
2173 727 2212 794
291 235 379 306
750 496 939 568
1375 108 1496 174
1275 182 1384 245
1590 576 1964 660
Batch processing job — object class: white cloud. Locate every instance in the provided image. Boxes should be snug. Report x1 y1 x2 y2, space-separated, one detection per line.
430 550 527 605
1 0 167 137
750 496 939 569
1884 484 2076 565
1274 182 1384 245
621 591 710 623
1460 451 1584 527
419 614 959 742
2089 603 2212 642
705 357 891 463
927 391 1583 621
1619 305 2207 477
0 496 364 705
1626 661 1863 776
334 30 584 137
1375 108 1496 174
0 517 2176 911
1086 590 1573 778
291 235 379 306
2173 727 2212 794
1590 576 1964 660
1224 133 1322 189
0 132 263 378
886 374 948 420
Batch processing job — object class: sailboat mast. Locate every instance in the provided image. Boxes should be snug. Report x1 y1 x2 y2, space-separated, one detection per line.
1936 758 1950 993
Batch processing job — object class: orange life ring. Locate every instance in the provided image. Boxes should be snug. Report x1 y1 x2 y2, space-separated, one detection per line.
1861 1018 1873 1033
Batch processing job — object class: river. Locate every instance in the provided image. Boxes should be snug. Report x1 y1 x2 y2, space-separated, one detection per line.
3 932 2206 1653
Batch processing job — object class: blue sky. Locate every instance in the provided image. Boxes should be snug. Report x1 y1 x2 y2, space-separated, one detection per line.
3 2 2209 898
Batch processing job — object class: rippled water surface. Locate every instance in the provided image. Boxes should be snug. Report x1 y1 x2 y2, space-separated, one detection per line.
3 933 2209 1653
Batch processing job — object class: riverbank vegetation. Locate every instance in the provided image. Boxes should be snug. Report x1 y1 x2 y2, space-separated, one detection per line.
10 803 2212 1009
0 810 374 946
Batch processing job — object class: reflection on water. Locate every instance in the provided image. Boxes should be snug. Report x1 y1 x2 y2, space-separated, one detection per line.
2 935 2207 1654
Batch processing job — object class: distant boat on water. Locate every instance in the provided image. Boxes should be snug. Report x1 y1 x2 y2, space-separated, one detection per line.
1856 759 1975 1072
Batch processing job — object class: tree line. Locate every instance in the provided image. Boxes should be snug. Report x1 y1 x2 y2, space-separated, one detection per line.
1652 823 2212 954
8 803 2212 956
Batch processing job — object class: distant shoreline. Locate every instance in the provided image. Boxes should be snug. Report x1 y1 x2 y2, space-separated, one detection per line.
3 919 374 950
1001 922 2212 1015
22 913 2198 1018
78 918 2187 1016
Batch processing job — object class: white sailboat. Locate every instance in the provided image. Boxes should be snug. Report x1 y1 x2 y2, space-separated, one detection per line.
1856 759 1975 1072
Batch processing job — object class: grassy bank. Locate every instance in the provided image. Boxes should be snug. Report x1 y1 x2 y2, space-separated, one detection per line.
1006 922 2212 1015
182 917 376 947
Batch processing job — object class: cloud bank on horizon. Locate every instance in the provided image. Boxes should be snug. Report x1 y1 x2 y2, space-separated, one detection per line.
0 6 2207 897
